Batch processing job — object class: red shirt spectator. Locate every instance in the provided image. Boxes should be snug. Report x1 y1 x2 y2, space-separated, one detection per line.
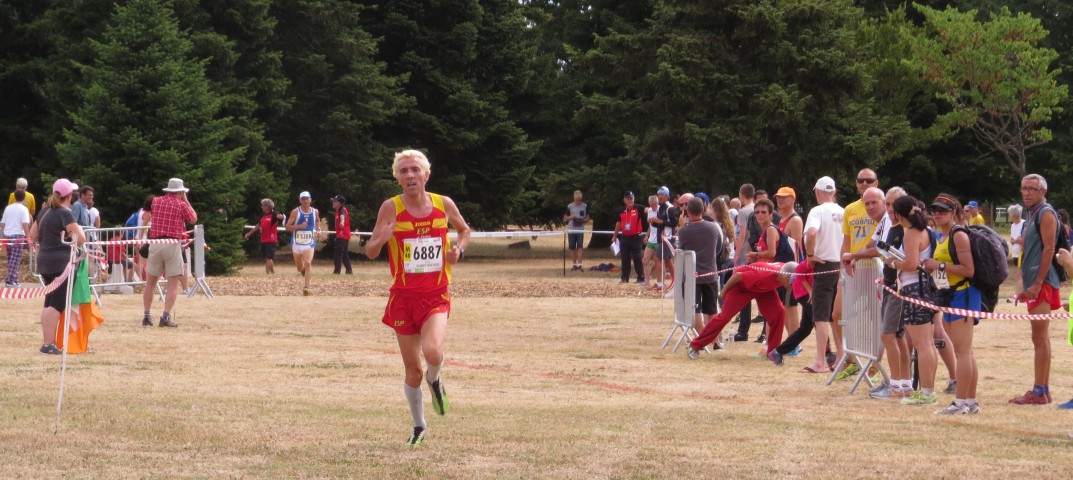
335 206 351 241
150 193 196 239
259 212 280 243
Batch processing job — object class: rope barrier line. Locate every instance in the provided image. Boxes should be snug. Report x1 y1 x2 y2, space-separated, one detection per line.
0 253 84 300
878 281 1072 321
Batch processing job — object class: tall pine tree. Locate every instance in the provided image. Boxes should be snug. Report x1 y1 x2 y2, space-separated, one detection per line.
359 0 539 229
56 0 246 273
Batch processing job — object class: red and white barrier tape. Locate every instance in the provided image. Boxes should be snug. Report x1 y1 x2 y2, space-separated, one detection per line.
83 238 188 247
878 281 1072 321
0 253 84 300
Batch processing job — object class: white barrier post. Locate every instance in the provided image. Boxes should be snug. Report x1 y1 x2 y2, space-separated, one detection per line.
661 250 708 352
187 224 213 299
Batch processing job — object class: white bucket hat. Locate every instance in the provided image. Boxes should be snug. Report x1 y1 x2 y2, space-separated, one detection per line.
162 178 189 193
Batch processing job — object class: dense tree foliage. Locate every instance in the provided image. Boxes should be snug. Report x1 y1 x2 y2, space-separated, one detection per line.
56 0 246 272
0 0 1070 269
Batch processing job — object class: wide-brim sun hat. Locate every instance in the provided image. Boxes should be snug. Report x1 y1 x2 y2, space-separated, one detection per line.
162 178 189 193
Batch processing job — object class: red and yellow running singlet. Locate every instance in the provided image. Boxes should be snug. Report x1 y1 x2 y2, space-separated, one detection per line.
388 193 452 293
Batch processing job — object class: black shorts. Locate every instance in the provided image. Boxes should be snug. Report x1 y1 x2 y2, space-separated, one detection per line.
694 282 719 315
260 242 277 260
41 273 70 313
900 281 937 326
811 261 840 322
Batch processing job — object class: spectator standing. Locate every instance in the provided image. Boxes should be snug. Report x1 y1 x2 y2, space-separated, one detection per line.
1009 174 1060 405
142 178 197 328
885 196 939 406
733 184 758 341
801 176 844 374
676 197 723 335
7 177 36 216
331 195 353 275
833 170 882 380
966 201 985 225
868 187 913 399
649 186 677 289
923 194 981 414
27 179 85 354
775 187 804 337
611 191 646 285
1008 204 1025 304
1 190 32 286
243 198 285 274
565 190 590 271
70 186 94 227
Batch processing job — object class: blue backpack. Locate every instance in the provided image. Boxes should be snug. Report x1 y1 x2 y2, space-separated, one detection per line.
123 211 140 239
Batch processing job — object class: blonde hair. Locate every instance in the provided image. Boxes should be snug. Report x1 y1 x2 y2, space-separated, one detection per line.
392 149 431 180
261 198 275 210
46 191 71 209
573 190 583 200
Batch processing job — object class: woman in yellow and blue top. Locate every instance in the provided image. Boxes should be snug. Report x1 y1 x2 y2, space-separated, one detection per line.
922 194 980 414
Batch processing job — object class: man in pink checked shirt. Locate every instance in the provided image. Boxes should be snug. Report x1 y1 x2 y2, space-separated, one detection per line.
142 178 197 328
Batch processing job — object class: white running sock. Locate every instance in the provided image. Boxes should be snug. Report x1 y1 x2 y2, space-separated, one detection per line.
922 388 934 396
966 398 978 406
405 383 426 428
426 361 443 385
954 398 966 407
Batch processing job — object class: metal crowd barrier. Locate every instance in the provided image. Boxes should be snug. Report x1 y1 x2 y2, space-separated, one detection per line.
65 224 213 304
827 258 886 392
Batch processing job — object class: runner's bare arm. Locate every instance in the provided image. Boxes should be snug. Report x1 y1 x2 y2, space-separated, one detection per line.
442 195 471 264
365 200 396 259
284 208 301 231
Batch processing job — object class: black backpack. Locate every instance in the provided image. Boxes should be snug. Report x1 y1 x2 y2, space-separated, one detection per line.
948 224 1010 312
745 209 762 249
1032 204 1070 282
765 224 796 263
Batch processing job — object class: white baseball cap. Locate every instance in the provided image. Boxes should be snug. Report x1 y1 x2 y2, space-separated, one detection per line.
299 191 311 199
814 176 836 193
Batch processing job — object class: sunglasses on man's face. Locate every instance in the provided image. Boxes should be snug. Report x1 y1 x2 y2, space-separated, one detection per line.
856 178 877 184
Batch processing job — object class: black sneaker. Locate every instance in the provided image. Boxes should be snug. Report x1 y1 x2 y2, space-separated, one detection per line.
39 343 62 355
142 314 154 327
429 379 450 416
733 332 749 342
751 315 766 324
754 333 766 344
405 426 426 447
159 316 178 328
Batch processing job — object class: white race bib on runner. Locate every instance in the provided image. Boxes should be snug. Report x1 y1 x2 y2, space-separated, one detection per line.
404 237 443 273
933 269 950 290
295 230 314 246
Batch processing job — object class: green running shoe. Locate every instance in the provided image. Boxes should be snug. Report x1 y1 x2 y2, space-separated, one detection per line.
429 379 450 416
900 390 938 406
405 426 426 447
834 363 861 381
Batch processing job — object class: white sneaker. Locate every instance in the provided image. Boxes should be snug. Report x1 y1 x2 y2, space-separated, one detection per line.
686 347 700 360
934 402 969 415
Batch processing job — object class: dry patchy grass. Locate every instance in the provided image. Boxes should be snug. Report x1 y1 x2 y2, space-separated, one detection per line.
2 258 1073 479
